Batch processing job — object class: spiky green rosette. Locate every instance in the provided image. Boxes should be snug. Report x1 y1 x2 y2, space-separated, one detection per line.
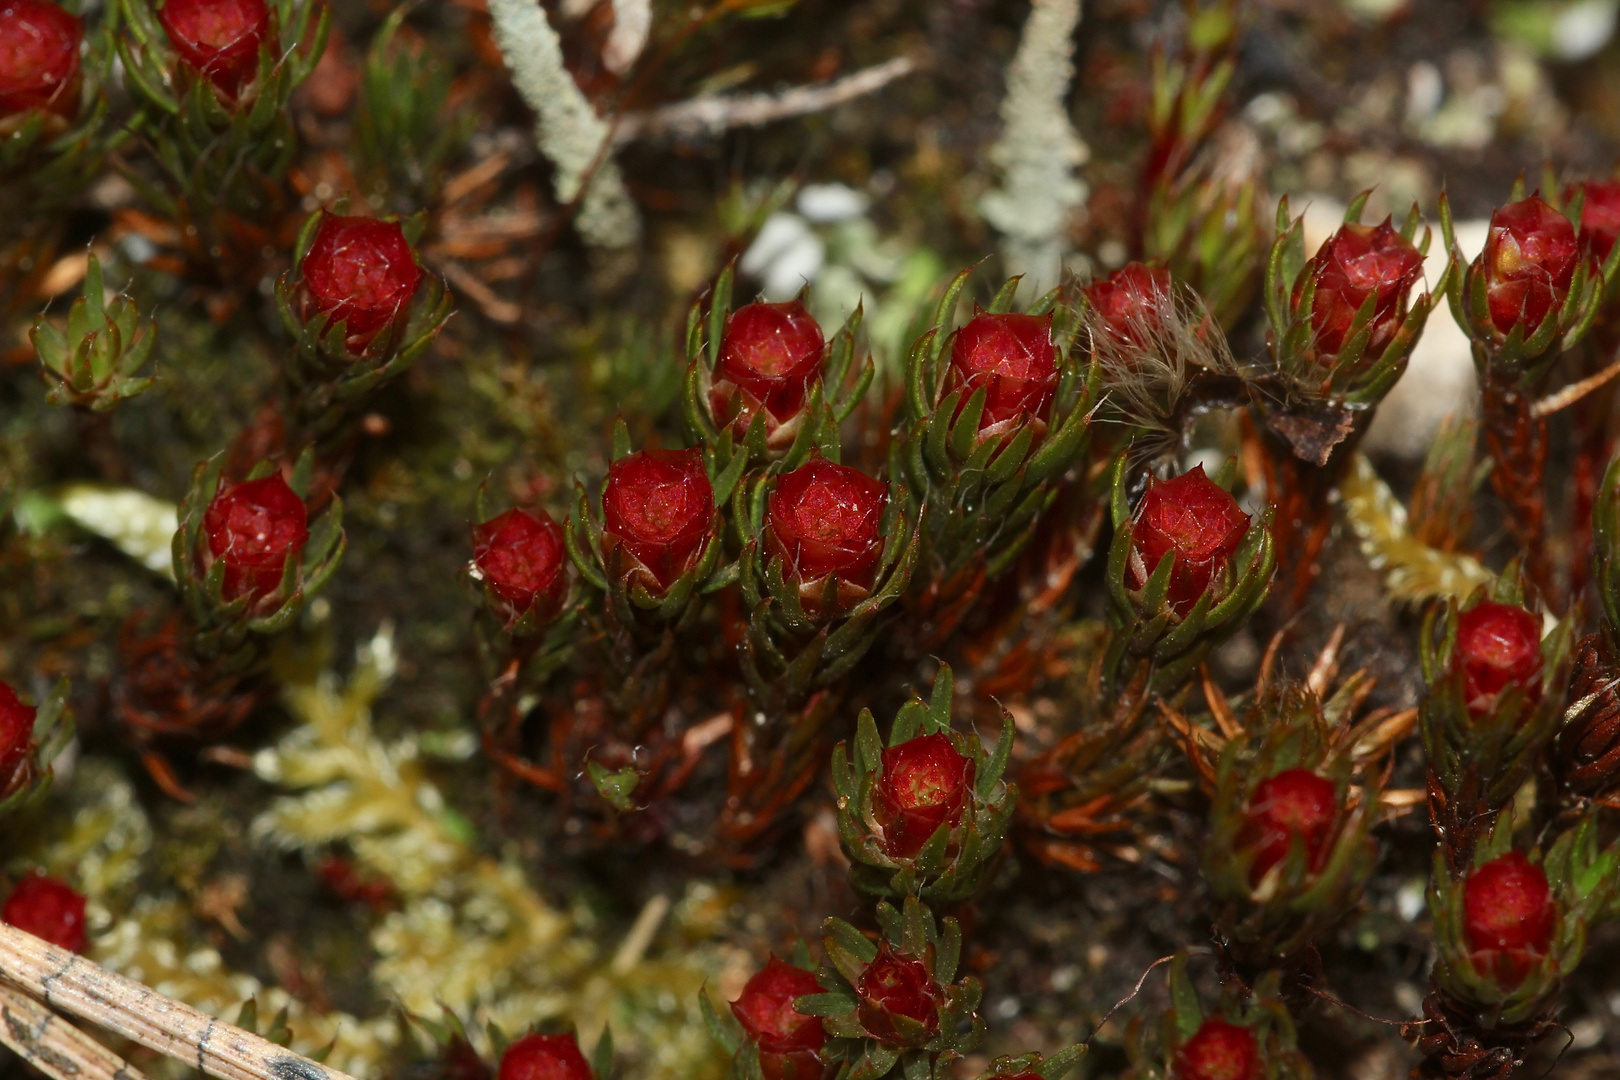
896 268 1098 583
683 264 873 475
1144 173 1264 333
1417 572 1572 871
173 451 345 671
798 896 984 1080
1103 457 1274 696
467 489 579 687
565 424 729 637
1428 816 1618 1031
1441 184 1618 387
274 209 453 441
832 666 1014 904
732 460 916 710
116 0 328 233
1265 193 1451 408
1201 680 1380 970
353 8 473 209
0 681 75 819
1124 953 1313 1080
32 254 157 411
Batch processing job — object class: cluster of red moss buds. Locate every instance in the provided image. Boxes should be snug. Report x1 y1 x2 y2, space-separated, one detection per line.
156 0 269 98
2 871 87 953
1298 219 1425 365
711 299 826 444
0 0 82 119
602 447 715 592
203 474 310 604
1462 852 1554 989
496 1031 595 1080
1128 465 1249 615
299 213 426 348
946 309 1058 436
730 957 830 1080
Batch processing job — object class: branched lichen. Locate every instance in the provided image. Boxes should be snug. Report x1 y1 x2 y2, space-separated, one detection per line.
252 627 738 1078
22 760 393 1077
979 0 1088 295
486 0 641 250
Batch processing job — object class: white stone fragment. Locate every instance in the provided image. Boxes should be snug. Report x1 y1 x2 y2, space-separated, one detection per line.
56 484 179 579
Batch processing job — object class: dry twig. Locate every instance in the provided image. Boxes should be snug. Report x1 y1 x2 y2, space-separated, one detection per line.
0 983 149 1080
612 57 917 144
0 923 355 1080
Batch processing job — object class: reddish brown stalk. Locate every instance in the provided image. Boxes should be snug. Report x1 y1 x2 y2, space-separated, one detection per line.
1481 376 1551 593
1241 415 1333 611
716 690 838 857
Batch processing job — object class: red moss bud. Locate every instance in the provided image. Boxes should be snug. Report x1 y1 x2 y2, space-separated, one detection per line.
203 474 309 603
157 0 268 98
1455 601 1543 715
301 214 425 347
1297 219 1425 359
946 310 1059 433
1576 180 1620 263
1463 851 1553 987
1085 262 1174 348
1130 465 1250 615
1480 196 1579 337
855 945 940 1045
766 457 887 591
0 681 35 792
2 872 86 952
496 1033 593 1080
1242 768 1337 883
712 300 826 436
732 956 827 1079
601 448 714 590
472 508 567 623
1173 1018 1258 1080
875 733 973 859
0 0 81 119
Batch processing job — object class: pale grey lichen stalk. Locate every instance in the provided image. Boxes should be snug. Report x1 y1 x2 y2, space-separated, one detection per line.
979 0 1088 295
487 0 641 250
